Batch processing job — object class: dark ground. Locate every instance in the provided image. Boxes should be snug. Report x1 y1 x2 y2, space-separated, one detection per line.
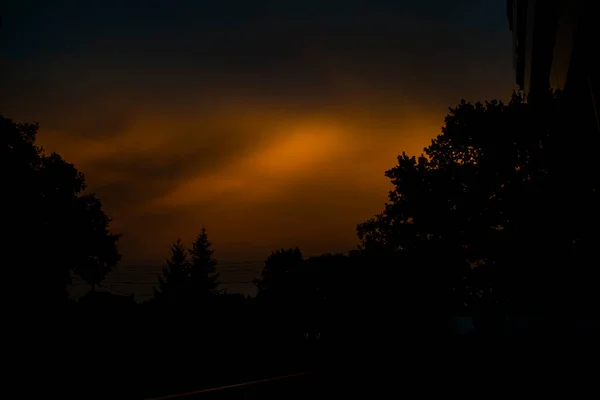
139 330 600 400
150 372 316 400
19 314 599 399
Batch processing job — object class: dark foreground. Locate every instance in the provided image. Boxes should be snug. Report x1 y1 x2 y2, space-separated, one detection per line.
142 335 600 400
20 313 599 399
147 372 316 400
138 331 600 400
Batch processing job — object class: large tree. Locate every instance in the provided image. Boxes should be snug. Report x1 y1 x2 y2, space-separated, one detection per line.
154 239 192 306
254 248 304 302
254 248 309 339
189 228 220 299
357 92 600 319
3 115 121 306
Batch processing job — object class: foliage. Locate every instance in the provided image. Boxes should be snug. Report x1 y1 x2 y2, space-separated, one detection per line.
154 239 192 305
189 228 220 297
357 91 600 316
254 247 304 301
152 229 220 307
3 115 121 304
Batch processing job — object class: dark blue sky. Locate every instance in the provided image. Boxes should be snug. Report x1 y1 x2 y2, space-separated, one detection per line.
3 1 512 96
1 1 517 265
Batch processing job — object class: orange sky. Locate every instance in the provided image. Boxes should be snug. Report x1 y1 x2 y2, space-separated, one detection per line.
2 1 516 266
37 95 446 264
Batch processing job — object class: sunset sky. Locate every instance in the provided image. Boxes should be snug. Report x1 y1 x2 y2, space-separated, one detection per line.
2 1 516 266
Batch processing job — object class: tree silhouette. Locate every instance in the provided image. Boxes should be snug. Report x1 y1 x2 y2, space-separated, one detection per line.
3 115 121 306
189 228 220 299
357 91 600 326
254 247 322 341
154 239 192 306
72 194 121 291
254 247 304 302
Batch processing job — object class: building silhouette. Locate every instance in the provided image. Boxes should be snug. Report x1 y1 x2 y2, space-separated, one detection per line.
507 0 598 129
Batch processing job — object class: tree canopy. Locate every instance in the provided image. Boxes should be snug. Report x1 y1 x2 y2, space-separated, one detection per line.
154 239 192 306
3 115 121 305
152 229 220 307
189 228 220 297
357 92 600 318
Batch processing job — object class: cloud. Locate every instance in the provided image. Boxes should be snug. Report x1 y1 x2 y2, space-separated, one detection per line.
150 119 351 208
1 1 516 264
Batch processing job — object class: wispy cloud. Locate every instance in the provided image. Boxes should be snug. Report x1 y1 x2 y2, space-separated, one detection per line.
1 0 515 263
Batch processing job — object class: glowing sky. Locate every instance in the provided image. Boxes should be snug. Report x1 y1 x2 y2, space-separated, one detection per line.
1 1 516 265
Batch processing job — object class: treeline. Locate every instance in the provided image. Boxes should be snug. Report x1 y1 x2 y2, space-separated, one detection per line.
5 89 600 398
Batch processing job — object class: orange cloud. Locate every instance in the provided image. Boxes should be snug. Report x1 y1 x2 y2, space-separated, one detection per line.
31 95 450 265
151 120 352 209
